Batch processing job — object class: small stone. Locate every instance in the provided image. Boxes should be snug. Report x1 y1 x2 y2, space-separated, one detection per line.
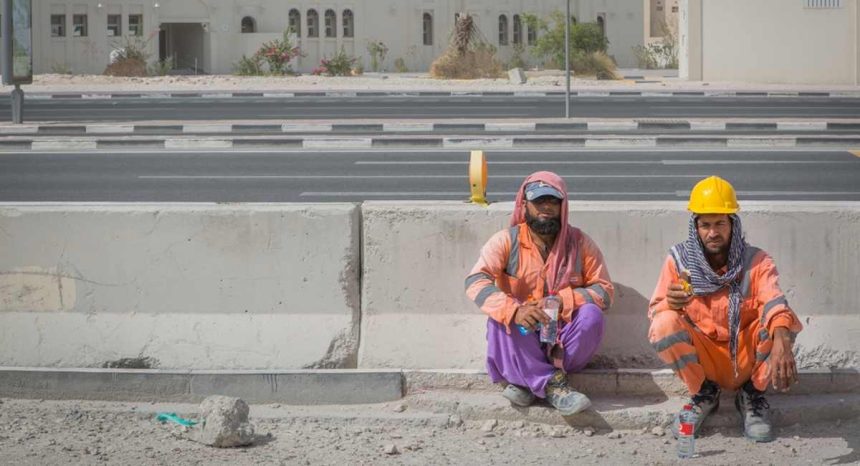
607 431 622 439
482 432 496 438
586 448 594 454
481 419 498 432
793 435 800 441
663 439 671 445
392 403 407 413
551 428 565 438
632 449 638 455
510 421 525 429
651 426 666 437
383 444 399 455
639 427 649 435
390 434 402 439
583 428 595 437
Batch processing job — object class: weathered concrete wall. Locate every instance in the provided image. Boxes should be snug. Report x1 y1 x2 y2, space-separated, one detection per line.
359 201 860 370
2 202 857 372
0 203 360 370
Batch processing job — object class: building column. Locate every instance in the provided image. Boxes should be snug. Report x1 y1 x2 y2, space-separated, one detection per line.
679 0 702 80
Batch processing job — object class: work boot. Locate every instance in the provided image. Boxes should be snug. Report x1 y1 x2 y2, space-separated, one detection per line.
735 381 774 443
545 370 591 416
672 379 721 439
501 383 535 407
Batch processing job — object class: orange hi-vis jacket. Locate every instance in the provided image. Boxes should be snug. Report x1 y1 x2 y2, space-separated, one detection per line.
649 246 802 342
648 245 803 392
465 223 614 332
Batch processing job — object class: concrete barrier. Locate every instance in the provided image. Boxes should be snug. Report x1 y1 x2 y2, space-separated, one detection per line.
2 202 858 374
359 201 860 370
0 203 360 370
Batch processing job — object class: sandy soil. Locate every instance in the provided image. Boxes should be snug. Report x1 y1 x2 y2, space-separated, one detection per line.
0 397 857 465
2 72 859 94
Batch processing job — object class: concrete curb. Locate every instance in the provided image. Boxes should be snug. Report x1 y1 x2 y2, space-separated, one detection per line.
0 368 404 405
21 90 860 100
2 135 860 151
1 368 855 406
1 120 858 137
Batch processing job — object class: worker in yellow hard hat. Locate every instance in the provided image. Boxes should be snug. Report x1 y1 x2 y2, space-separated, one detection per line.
648 176 803 443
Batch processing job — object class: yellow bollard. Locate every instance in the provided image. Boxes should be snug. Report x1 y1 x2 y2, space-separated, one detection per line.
469 150 488 206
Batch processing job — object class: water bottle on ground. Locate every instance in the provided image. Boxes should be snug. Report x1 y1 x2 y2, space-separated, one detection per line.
539 295 560 343
677 403 697 459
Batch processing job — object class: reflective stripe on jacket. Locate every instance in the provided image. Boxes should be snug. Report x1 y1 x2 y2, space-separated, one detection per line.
465 223 614 332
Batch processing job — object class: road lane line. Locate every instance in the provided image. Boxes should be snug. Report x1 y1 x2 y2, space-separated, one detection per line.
138 174 705 180
299 191 680 197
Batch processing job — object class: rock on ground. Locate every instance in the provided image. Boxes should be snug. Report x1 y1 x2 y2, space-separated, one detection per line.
189 395 255 448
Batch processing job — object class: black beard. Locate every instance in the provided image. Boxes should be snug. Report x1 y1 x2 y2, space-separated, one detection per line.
525 209 561 236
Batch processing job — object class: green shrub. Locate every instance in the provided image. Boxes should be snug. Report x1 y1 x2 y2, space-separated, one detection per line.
393 57 408 73
313 48 357 76
233 54 263 76
523 11 609 70
366 40 389 72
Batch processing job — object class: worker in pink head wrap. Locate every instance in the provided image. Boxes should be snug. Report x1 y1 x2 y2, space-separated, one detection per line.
465 171 614 415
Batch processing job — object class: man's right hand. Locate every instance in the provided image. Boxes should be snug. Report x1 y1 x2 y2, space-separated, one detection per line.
513 301 550 332
666 282 693 310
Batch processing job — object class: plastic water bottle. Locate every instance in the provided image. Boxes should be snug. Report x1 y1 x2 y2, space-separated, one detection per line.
677 404 697 459
539 295 560 343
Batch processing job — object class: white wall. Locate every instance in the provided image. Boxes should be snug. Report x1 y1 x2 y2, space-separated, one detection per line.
31 0 647 75
574 0 645 68
681 0 859 84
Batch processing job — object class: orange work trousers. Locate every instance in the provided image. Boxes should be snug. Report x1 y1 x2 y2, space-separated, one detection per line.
648 310 772 394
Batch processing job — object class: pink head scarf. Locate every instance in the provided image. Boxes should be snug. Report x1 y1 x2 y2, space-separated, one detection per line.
510 171 577 295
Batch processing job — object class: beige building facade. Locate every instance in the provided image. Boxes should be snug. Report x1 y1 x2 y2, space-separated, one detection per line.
30 1 654 75
680 0 860 84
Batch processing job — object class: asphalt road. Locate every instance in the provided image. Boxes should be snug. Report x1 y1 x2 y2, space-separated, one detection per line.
2 96 860 122
1 148 858 202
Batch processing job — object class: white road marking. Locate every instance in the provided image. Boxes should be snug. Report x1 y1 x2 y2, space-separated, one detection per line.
138 174 706 180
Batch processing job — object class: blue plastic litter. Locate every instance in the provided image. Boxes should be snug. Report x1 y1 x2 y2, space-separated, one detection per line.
156 412 198 427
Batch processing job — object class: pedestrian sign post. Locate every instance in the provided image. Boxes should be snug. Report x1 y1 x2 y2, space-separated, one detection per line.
2 0 33 123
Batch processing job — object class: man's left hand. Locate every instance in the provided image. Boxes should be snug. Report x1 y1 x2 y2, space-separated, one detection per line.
769 327 798 392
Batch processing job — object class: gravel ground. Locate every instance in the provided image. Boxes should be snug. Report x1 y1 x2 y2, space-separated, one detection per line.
2 72 859 94
0 397 857 465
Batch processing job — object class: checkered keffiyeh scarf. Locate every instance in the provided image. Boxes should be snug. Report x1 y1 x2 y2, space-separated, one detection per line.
670 214 746 375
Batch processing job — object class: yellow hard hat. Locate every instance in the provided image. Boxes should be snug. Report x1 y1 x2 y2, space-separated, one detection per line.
688 176 739 214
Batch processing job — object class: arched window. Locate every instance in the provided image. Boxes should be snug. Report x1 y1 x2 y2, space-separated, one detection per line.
241 16 256 33
597 15 605 37
422 12 433 46
512 14 522 45
343 9 354 38
498 15 508 46
288 9 301 36
324 9 336 38
307 9 319 38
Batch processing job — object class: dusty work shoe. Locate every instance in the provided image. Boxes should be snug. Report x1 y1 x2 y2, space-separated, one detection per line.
672 379 721 439
545 370 591 416
735 381 774 443
501 383 536 407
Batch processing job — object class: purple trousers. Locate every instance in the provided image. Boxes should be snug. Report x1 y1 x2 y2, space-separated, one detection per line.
486 303 605 398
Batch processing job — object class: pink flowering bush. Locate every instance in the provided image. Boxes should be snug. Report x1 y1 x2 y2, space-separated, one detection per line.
234 31 305 76
311 48 357 76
